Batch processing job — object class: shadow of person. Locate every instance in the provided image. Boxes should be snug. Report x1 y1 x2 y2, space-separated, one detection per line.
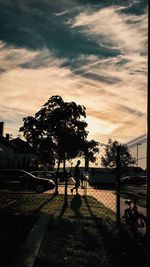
70 194 82 218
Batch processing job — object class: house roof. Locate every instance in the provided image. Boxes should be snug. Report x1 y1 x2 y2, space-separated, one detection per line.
10 138 35 153
126 134 146 148
0 136 14 149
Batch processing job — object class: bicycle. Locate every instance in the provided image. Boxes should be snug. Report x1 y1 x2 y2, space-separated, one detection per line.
123 199 147 236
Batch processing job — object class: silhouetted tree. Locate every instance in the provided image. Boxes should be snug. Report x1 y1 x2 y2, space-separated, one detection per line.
19 116 56 168
20 96 89 202
80 140 99 170
101 139 136 169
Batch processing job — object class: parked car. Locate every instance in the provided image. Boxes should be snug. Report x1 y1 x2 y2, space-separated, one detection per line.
32 169 72 182
0 169 55 193
30 171 55 181
55 171 71 182
120 175 146 185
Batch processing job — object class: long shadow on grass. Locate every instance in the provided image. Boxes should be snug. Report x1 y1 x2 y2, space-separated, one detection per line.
84 196 147 267
70 194 82 218
84 196 111 237
58 194 83 220
33 193 57 214
57 202 67 219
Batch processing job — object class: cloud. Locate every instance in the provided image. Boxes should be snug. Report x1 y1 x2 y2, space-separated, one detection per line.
0 0 103 58
0 105 26 137
0 1 148 143
69 5 148 54
0 43 147 142
0 42 65 73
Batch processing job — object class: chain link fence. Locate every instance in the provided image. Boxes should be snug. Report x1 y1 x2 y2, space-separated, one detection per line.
0 165 149 266
0 167 148 235
0 167 147 226
0 168 118 265
120 180 147 237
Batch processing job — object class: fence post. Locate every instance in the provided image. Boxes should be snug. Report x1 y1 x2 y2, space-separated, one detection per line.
116 145 121 225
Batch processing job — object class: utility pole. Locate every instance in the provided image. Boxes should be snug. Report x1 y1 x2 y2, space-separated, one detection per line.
136 143 141 167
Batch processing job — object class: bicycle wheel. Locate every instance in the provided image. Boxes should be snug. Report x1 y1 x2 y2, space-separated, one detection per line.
137 213 147 228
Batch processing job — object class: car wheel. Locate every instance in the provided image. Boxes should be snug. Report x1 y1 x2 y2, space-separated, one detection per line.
36 184 44 193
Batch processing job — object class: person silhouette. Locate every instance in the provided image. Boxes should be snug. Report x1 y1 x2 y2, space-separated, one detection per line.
70 160 81 195
80 171 85 188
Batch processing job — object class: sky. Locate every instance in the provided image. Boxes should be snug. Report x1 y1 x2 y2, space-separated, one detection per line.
0 0 148 145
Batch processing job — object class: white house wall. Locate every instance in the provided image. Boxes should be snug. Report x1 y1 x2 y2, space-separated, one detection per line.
126 134 147 170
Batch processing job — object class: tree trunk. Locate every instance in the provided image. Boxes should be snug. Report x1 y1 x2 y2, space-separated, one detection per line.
63 156 68 207
85 153 89 171
55 159 60 195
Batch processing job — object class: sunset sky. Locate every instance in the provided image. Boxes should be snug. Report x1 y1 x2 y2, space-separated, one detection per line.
0 0 148 144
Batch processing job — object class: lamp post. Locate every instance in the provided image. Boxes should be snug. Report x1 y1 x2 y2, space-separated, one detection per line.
136 143 141 167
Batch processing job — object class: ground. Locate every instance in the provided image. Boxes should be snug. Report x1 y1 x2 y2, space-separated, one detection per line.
0 192 147 267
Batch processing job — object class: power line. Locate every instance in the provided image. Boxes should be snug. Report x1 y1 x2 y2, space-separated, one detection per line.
0 105 33 115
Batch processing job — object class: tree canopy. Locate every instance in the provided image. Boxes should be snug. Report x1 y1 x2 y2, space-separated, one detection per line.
80 139 99 170
101 139 136 169
20 95 98 169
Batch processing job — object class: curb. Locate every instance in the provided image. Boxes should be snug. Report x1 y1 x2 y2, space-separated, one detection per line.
11 214 49 267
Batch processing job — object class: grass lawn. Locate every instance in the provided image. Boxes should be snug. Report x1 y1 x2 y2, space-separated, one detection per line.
0 193 147 267
33 194 146 267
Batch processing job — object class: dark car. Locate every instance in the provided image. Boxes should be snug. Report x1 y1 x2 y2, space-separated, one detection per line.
120 175 146 185
0 169 55 193
30 171 55 181
55 171 71 182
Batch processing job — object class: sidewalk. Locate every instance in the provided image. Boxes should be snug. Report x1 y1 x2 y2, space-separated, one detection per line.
58 183 116 212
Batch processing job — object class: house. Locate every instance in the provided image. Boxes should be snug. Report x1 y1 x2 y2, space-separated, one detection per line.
0 121 37 169
126 134 146 170
10 137 37 169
